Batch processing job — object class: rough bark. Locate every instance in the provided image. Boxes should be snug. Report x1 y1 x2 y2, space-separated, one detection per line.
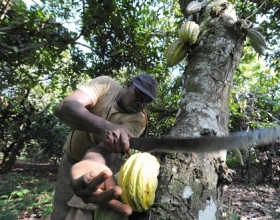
130 0 246 219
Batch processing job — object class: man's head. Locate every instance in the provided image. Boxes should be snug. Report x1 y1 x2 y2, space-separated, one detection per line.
118 74 158 113
131 74 158 103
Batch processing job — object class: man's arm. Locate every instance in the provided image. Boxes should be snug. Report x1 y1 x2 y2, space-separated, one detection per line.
55 89 131 153
55 89 111 133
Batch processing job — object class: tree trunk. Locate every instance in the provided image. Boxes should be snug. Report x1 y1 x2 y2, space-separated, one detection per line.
130 0 246 219
1 141 22 174
0 88 33 173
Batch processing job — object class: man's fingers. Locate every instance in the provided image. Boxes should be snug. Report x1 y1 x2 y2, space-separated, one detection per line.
114 138 123 152
101 125 133 154
85 186 122 205
104 175 117 190
103 139 114 153
83 169 113 194
72 171 98 191
106 199 133 216
93 188 133 216
120 134 130 154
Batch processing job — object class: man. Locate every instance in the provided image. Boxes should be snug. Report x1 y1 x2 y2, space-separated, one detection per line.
51 73 158 220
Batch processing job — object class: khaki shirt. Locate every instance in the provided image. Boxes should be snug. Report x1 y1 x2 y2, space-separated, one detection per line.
63 76 147 161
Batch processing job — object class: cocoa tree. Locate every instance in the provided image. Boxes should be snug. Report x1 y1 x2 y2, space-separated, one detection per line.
131 1 253 219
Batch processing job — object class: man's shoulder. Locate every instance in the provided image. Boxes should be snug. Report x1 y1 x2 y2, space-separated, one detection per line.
130 111 147 122
94 75 115 83
80 75 120 90
91 76 121 89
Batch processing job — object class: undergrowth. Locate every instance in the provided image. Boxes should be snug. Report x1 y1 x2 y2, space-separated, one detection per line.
0 172 54 220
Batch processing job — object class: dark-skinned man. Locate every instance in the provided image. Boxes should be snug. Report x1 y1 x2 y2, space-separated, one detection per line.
51 73 158 220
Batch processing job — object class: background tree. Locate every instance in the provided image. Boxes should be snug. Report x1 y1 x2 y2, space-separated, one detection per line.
228 45 280 185
0 0 85 172
0 0 180 172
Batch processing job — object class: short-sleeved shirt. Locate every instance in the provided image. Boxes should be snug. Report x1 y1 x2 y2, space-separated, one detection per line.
63 76 147 161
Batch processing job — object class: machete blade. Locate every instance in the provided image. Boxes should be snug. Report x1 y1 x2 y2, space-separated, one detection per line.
129 126 280 153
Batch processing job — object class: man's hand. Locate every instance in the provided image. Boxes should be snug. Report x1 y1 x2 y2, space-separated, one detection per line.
102 123 132 154
71 160 132 216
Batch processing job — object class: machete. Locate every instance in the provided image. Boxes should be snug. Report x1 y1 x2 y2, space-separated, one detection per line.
129 126 280 153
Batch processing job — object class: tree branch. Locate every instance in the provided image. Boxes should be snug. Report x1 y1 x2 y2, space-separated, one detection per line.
0 42 48 53
254 107 280 123
74 42 93 51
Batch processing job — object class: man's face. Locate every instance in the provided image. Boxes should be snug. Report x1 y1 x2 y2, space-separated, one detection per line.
121 84 152 113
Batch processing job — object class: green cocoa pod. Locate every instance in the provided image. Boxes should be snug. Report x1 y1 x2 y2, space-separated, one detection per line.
251 40 266 56
186 1 202 15
247 28 267 48
94 205 124 220
178 21 200 45
165 39 188 67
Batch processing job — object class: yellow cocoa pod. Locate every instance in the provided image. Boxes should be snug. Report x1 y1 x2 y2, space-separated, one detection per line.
165 39 188 67
135 154 160 210
94 205 124 220
178 21 200 45
118 152 160 212
117 153 140 211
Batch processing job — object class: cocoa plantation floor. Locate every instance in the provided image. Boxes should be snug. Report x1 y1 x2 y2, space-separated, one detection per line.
1 161 279 220
223 182 280 219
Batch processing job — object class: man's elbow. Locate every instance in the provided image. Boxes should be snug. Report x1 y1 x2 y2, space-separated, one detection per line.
54 102 65 119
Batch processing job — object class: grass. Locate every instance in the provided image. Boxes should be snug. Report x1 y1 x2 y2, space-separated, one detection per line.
0 172 54 220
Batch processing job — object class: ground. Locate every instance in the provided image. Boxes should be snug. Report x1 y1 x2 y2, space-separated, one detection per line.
222 166 280 220
3 162 280 220
223 182 280 220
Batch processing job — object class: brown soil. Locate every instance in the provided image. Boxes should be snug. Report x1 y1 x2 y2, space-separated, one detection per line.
222 167 280 220
4 162 280 220
223 182 280 220
10 161 59 183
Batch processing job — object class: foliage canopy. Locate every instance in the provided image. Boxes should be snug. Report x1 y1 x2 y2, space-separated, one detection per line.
0 0 279 173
